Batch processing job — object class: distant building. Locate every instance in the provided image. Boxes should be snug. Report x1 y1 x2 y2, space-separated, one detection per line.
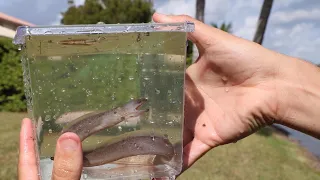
0 12 34 39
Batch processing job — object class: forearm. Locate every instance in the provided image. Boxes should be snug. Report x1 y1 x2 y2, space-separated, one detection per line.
276 55 320 139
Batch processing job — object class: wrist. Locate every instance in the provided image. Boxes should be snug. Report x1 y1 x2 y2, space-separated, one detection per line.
275 54 320 138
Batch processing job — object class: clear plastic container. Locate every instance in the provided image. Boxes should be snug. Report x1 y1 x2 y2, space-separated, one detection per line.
13 22 194 180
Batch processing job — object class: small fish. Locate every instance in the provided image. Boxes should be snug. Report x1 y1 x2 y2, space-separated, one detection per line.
82 135 175 167
62 98 149 141
53 98 180 170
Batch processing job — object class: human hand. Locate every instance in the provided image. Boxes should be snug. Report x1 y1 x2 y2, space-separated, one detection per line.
152 13 291 171
18 118 83 180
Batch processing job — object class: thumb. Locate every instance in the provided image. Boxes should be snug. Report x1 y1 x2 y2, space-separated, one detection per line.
52 132 83 180
152 12 224 52
182 137 212 171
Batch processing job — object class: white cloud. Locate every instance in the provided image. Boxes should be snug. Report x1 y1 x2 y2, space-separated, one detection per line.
48 0 86 25
155 0 195 17
275 0 303 8
289 23 314 38
155 0 320 64
264 20 320 63
50 14 63 25
233 16 258 40
274 28 286 36
231 0 262 9
155 0 230 24
273 41 284 47
272 8 320 24
35 0 55 13
74 0 85 6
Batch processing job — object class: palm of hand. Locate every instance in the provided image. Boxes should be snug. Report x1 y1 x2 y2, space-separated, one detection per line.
182 48 278 169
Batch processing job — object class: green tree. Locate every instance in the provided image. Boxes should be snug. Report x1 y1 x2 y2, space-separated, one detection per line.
61 0 155 24
0 37 26 112
211 22 232 33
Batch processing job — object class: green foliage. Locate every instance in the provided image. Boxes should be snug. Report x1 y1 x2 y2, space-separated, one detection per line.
61 0 155 24
0 37 26 112
186 56 192 67
211 22 233 33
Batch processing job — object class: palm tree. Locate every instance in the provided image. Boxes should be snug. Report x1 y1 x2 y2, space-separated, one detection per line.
97 0 106 9
67 0 74 6
192 0 206 62
253 0 274 45
211 22 232 33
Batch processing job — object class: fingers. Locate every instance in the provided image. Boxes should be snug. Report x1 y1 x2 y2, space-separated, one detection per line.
19 118 39 180
52 132 83 180
182 137 213 171
152 12 224 52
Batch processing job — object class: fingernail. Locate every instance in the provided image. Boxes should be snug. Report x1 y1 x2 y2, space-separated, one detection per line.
59 136 78 151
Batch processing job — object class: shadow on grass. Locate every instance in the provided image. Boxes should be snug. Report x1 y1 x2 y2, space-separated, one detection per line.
256 126 273 137
256 125 291 137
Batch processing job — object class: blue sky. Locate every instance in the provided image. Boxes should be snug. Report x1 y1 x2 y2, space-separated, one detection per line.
1 0 319 64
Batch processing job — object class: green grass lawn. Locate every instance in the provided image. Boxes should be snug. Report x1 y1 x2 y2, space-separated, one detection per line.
1 112 320 180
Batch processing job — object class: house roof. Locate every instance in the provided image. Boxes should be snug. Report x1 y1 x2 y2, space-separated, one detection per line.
0 12 35 26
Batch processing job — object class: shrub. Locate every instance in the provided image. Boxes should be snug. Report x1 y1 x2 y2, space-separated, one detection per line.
0 37 26 112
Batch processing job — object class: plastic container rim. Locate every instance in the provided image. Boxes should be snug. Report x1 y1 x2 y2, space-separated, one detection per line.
13 22 195 45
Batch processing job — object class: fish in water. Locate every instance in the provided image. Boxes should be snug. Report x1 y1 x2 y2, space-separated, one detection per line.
62 98 149 141
52 98 179 169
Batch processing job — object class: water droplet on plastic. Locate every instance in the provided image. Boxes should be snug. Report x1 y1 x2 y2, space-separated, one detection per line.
155 88 160 94
143 77 150 81
221 76 228 82
44 115 51 122
48 129 52 133
86 90 92 96
118 126 122 131
129 76 134 80
61 88 65 92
